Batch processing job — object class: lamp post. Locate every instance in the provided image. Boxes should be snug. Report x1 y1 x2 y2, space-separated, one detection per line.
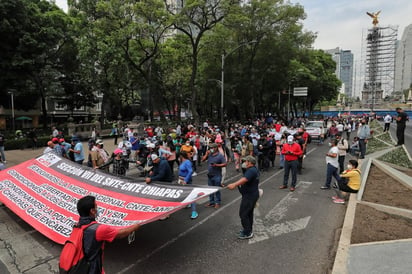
221 40 257 123
8 91 15 132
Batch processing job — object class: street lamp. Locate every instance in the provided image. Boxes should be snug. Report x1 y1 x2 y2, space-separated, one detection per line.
221 40 257 123
8 91 15 132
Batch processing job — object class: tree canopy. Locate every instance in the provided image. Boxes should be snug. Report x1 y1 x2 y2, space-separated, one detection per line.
1 0 341 124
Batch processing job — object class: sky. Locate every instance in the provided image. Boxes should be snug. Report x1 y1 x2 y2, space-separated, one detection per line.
293 0 412 56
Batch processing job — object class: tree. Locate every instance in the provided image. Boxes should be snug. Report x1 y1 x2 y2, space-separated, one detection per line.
165 0 237 122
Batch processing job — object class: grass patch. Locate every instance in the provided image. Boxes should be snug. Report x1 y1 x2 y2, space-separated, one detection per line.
374 131 396 145
377 147 412 169
366 137 391 154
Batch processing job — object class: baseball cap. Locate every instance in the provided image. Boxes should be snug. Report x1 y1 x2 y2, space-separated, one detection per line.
96 139 104 145
52 137 59 143
59 138 65 143
114 148 123 155
242 155 256 164
150 154 159 161
209 143 218 148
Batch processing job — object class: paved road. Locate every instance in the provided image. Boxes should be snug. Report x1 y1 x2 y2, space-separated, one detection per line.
1 138 348 274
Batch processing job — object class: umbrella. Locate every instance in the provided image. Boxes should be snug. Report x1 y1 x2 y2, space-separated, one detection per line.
15 116 32 121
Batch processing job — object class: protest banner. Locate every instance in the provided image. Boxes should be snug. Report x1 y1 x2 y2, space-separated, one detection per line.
0 153 219 244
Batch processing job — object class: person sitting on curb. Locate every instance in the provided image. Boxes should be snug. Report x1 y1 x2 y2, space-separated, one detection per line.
332 159 361 204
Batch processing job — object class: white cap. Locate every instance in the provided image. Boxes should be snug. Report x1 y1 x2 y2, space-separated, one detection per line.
150 154 159 161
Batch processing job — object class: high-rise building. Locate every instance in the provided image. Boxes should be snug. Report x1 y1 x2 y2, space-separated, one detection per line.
325 48 354 98
395 24 412 93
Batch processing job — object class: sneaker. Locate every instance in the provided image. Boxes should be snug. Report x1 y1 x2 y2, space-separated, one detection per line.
290 187 295 192
331 196 339 200
214 204 220 209
190 211 198 219
279 185 288 189
333 198 345 204
205 203 215 208
320 186 330 190
238 232 254 240
192 172 197 176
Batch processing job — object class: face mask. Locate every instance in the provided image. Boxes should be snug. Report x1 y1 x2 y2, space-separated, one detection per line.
347 164 353 169
328 143 332 147
287 140 293 144
210 149 214 153
241 162 248 169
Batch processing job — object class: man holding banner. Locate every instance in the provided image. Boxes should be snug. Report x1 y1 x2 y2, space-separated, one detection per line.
66 195 141 274
226 155 260 240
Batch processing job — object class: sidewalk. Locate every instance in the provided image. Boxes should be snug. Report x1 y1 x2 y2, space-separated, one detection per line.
332 148 412 274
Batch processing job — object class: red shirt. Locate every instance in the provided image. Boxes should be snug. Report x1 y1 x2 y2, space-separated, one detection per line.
145 127 154 137
281 142 303 161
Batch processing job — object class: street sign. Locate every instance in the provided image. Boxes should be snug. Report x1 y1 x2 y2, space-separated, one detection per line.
293 87 308 96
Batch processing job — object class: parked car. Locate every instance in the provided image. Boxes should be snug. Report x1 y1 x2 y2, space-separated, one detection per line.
305 121 328 140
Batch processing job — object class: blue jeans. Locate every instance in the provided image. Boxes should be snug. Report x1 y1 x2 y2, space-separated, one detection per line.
279 154 285 168
325 163 340 188
0 146 5 162
283 160 298 187
186 178 196 212
359 139 366 158
208 175 222 205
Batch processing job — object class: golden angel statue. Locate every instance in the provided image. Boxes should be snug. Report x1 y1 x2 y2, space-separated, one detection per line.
366 11 381 26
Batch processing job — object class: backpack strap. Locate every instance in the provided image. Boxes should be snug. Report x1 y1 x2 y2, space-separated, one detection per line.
82 223 101 262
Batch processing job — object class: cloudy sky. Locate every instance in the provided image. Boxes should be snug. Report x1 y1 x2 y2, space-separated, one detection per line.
293 0 412 55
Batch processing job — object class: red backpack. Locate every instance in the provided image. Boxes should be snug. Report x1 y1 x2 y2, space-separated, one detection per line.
59 222 98 274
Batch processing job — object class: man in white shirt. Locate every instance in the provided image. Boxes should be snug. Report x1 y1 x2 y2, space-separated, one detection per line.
383 114 392 132
321 139 340 189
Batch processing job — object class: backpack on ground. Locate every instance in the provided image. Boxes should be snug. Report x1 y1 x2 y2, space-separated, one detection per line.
59 222 98 274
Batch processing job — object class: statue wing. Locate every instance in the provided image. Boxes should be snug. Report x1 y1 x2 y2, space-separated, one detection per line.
376 11 381 16
366 12 374 18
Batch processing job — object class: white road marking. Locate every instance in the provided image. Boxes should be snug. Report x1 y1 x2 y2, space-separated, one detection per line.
118 147 318 272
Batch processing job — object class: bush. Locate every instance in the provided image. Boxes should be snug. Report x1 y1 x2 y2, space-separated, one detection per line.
5 136 49 150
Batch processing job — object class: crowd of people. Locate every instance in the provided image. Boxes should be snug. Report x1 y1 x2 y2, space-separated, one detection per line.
0 111 408 273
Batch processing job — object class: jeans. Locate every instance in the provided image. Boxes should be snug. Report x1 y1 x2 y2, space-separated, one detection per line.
279 154 285 168
358 139 367 158
0 146 5 162
283 160 298 187
208 175 222 205
186 178 196 212
325 163 340 188
239 195 258 235
338 155 345 173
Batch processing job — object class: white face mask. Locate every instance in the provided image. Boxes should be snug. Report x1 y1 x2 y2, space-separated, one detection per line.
210 149 215 153
241 162 248 169
328 143 332 147
347 164 353 169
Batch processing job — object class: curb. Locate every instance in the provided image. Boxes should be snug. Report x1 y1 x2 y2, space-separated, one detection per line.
332 125 412 274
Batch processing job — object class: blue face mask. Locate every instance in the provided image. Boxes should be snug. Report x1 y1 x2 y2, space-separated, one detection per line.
210 149 214 153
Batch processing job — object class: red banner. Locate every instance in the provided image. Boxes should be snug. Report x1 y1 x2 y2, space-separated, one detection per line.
0 153 219 244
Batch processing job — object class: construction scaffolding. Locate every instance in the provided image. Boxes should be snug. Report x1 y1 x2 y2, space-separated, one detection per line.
361 25 398 110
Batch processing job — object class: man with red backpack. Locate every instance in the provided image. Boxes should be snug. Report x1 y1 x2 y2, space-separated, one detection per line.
59 196 140 274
